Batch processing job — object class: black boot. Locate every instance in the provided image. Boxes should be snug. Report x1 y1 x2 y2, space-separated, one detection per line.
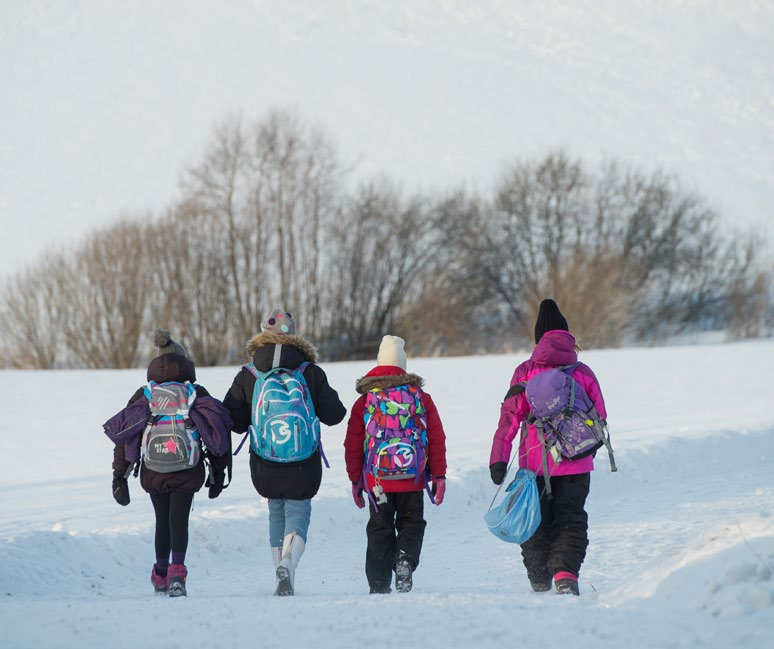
555 578 579 596
394 553 413 593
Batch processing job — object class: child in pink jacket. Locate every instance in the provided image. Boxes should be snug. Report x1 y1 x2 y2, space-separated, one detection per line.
489 299 607 596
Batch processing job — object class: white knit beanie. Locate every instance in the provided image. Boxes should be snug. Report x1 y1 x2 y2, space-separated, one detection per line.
376 335 407 370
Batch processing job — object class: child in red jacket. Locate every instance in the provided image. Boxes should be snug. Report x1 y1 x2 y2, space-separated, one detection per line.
344 335 447 594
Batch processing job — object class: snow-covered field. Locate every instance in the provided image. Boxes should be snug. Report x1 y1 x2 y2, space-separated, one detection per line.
1 340 773 648
2 0 773 277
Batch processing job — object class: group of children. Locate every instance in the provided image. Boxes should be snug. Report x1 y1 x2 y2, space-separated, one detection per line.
104 299 607 599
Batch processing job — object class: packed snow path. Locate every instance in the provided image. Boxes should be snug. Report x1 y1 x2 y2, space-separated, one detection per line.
1 341 773 648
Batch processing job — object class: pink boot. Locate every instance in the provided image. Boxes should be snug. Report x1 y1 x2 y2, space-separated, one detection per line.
168 564 188 597
150 566 168 594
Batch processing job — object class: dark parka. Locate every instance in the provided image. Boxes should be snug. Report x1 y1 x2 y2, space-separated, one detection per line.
223 331 347 500
111 353 229 494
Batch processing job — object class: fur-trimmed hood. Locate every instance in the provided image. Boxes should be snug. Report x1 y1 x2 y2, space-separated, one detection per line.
355 371 424 395
246 331 319 363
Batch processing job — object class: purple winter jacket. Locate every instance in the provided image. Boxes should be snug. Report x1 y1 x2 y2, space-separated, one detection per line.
489 330 607 477
103 394 233 463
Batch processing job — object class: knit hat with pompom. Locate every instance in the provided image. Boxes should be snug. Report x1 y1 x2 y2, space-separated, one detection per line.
153 328 188 358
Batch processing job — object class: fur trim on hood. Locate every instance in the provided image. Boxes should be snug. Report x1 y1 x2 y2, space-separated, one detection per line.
246 331 319 363
355 372 424 395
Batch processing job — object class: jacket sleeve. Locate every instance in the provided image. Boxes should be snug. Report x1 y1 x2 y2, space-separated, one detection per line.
223 370 252 434
126 387 144 407
489 367 531 466
194 384 211 398
308 365 347 427
343 396 366 483
102 396 151 445
189 396 233 457
422 392 447 479
112 442 132 480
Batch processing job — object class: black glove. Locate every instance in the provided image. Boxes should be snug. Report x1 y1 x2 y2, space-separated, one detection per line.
206 467 225 500
112 478 130 506
489 462 507 486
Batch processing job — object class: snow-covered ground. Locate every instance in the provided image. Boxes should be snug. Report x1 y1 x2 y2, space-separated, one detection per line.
1 340 773 648
2 0 773 277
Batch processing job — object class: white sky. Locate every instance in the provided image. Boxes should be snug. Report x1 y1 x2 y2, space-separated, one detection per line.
1 0 773 278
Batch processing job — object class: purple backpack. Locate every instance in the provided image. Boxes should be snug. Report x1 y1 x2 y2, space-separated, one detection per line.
522 364 616 489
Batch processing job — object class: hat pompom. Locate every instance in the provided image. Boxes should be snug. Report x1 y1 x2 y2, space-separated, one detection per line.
152 328 188 358
154 328 172 349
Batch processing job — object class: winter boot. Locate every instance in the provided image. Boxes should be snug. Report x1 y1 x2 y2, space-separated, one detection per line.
530 580 552 592
270 546 283 596
150 566 168 594
168 563 188 598
555 577 580 596
275 532 305 597
394 552 413 593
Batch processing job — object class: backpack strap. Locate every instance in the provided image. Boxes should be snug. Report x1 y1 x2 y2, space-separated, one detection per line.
294 361 329 468
233 363 261 456
503 383 525 401
598 417 617 473
534 422 555 499
231 362 258 456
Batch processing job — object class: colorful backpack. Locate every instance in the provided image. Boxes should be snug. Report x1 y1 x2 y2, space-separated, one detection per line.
363 384 428 485
519 363 616 490
243 362 322 463
141 381 201 473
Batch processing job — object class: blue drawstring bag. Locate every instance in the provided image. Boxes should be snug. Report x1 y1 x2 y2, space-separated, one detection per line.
484 468 541 544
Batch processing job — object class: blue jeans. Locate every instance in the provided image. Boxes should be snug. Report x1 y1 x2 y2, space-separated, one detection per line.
268 498 312 547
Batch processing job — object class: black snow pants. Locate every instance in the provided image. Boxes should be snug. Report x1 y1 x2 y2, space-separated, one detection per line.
365 491 426 593
520 472 590 584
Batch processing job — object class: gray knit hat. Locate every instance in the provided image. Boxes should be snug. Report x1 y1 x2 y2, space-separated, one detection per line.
260 308 297 335
153 328 188 358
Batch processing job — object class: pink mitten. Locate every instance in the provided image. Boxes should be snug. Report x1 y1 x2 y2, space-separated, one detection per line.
352 483 366 509
433 477 446 505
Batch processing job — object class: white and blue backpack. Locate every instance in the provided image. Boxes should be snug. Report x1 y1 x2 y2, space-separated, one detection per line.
141 381 201 473
242 361 323 463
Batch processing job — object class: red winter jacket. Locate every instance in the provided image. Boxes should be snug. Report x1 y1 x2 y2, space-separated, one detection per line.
344 365 447 493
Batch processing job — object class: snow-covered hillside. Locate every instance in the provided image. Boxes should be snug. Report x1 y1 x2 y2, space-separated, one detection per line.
1 0 773 277
1 341 773 648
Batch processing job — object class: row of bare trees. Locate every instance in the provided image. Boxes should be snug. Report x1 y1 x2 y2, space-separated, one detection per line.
1 110 770 369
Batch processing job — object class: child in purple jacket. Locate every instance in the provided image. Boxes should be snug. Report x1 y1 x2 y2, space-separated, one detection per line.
489 299 608 596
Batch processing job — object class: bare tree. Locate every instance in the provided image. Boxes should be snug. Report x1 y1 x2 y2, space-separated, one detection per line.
324 179 439 359
181 115 262 347
249 110 342 339
58 219 153 368
0 251 67 368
